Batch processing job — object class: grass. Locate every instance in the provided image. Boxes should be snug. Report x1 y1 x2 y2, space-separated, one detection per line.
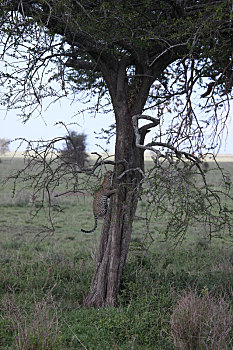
0 156 232 349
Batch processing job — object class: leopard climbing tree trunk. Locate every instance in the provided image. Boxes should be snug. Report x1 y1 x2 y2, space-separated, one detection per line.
84 109 143 307
84 58 164 307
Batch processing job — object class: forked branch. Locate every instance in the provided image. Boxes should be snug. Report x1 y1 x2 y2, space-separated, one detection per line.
132 114 200 164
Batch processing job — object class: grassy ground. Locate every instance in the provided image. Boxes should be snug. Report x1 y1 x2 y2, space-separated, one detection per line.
0 156 232 349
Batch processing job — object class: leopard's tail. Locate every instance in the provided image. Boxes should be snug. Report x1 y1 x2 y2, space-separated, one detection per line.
81 217 98 233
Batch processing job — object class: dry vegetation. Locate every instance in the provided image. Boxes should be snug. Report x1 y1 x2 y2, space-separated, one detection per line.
171 290 233 350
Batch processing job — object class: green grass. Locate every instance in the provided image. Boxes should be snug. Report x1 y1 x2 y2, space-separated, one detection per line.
0 156 232 349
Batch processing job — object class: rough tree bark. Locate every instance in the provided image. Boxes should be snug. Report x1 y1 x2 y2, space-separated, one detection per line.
84 60 164 307
84 117 144 307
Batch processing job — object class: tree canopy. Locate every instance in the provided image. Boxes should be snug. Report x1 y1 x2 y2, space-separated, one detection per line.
1 0 232 151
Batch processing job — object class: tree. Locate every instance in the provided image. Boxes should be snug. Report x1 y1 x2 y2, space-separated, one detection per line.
60 131 89 168
0 0 233 306
0 138 10 155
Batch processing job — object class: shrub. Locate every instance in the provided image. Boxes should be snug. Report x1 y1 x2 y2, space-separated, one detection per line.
202 161 209 171
171 290 233 350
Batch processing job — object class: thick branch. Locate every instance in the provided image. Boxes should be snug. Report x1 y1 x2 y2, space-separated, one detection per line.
148 43 187 68
65 58 100 72
132 114 160 150
81 152 127 175
132 114 201 164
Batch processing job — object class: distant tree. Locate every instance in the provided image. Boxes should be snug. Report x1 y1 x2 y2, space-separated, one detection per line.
60 131 89 168
0 138 10 155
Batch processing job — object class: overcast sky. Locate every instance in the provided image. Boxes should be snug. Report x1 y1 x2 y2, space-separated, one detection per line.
1 98 116 153
1 97 233 155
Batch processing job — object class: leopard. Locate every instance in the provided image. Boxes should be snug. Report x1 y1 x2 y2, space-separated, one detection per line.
81 170 116 233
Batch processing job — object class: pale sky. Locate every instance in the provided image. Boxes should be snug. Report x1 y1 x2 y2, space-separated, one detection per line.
1 99 116 153
0 49 232 155
1 29 232 156
1 97 233 155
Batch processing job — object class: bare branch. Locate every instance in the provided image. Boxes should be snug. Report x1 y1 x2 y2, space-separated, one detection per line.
132 114 160 151
148 43 187 68
117 167 145 180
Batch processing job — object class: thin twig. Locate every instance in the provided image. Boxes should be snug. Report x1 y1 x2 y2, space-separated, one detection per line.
64 320 89 350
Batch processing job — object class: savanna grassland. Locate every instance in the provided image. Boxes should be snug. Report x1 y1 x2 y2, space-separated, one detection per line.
0 154 232 349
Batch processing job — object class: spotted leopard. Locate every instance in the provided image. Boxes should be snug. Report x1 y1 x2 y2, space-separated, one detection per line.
81 171 116 233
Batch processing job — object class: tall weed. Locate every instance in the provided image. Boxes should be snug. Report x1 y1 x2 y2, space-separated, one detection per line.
171 289 233 350
2 293 62 350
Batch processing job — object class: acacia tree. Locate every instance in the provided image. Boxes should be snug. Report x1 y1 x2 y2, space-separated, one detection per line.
0 0 233 306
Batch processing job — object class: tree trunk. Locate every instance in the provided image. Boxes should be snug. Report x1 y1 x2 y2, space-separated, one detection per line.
84 56 157 307
84 106 143 307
